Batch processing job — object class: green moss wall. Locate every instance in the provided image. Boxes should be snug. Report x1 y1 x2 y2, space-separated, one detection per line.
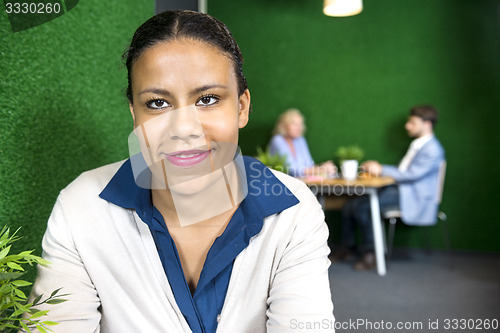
209 0 500 251
0 1 153 256
1 0 499 262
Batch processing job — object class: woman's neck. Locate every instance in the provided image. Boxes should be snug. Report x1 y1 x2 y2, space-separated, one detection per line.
152 188 239 229
152 188 179 226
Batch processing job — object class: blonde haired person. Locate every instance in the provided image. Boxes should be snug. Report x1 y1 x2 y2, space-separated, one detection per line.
269 109 335 177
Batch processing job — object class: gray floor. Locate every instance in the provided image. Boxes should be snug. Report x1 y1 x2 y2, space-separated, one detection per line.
329 249 500 332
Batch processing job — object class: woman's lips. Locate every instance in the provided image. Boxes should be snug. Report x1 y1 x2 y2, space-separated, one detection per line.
165 149 211 167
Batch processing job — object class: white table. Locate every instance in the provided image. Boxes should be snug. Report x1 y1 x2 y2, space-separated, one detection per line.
303 176 395 276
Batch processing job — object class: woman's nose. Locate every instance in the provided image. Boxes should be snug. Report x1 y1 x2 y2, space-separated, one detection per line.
166 106 204 142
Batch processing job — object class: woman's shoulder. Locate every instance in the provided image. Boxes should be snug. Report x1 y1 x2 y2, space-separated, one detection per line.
294 136 308 146
269 134 285 144
260 170 327 243
269 169 318 205
62 159 127 197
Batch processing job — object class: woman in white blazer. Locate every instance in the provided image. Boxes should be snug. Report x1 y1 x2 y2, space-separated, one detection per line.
29 10 335 333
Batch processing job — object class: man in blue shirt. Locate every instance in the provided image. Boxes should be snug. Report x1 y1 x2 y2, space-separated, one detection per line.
332 105 445 270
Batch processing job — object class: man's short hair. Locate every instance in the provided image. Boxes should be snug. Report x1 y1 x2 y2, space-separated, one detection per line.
410 105 438 128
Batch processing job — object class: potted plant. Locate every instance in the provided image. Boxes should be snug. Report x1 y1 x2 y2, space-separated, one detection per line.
335 145 364 180
0 226 67 332
255 147 289 174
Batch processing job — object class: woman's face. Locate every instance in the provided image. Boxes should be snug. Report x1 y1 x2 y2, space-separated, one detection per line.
285 114 304 139
129 39 250 187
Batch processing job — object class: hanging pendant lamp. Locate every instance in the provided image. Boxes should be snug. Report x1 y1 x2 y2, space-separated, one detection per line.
323 0 363 17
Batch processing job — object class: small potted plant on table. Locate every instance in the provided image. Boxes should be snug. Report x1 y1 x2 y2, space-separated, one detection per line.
335 145 364 181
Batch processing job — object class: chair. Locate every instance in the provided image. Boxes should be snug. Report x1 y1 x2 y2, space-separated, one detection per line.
383 161 451 261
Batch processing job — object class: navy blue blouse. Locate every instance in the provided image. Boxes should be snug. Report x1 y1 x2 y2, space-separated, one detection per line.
100 156 298 332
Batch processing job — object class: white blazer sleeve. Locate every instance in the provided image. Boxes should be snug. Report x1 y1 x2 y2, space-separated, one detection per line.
29 191 101 333
266 187 335 332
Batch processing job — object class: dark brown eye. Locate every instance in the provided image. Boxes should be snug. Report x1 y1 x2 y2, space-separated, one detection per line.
196 95 219 106
147 99 169 109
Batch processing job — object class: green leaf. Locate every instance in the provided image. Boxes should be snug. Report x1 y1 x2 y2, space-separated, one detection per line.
255 146 289 172
11 280 32 287
0 302 15 311
0 283 13 293
0 271 26 280
41 321 59 326
14 288 27 299
32 294 43 306
3 323 21 329
7 261 24 271
0 226 64 331
36 322 48 333
30 309 49 319
0 245 11 260
335 145 364 162
50 288 63 298
16 302 31 314
36 258 51 266
45 299 67 305
13 306 26 317
19 321 31 332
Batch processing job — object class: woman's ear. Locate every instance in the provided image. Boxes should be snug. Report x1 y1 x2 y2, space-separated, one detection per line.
238 89 250 129
129 103 136 127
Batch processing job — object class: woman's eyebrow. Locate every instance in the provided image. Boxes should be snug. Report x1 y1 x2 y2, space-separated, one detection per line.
190 84 228 97
138 88 173 97
138 85 228 97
